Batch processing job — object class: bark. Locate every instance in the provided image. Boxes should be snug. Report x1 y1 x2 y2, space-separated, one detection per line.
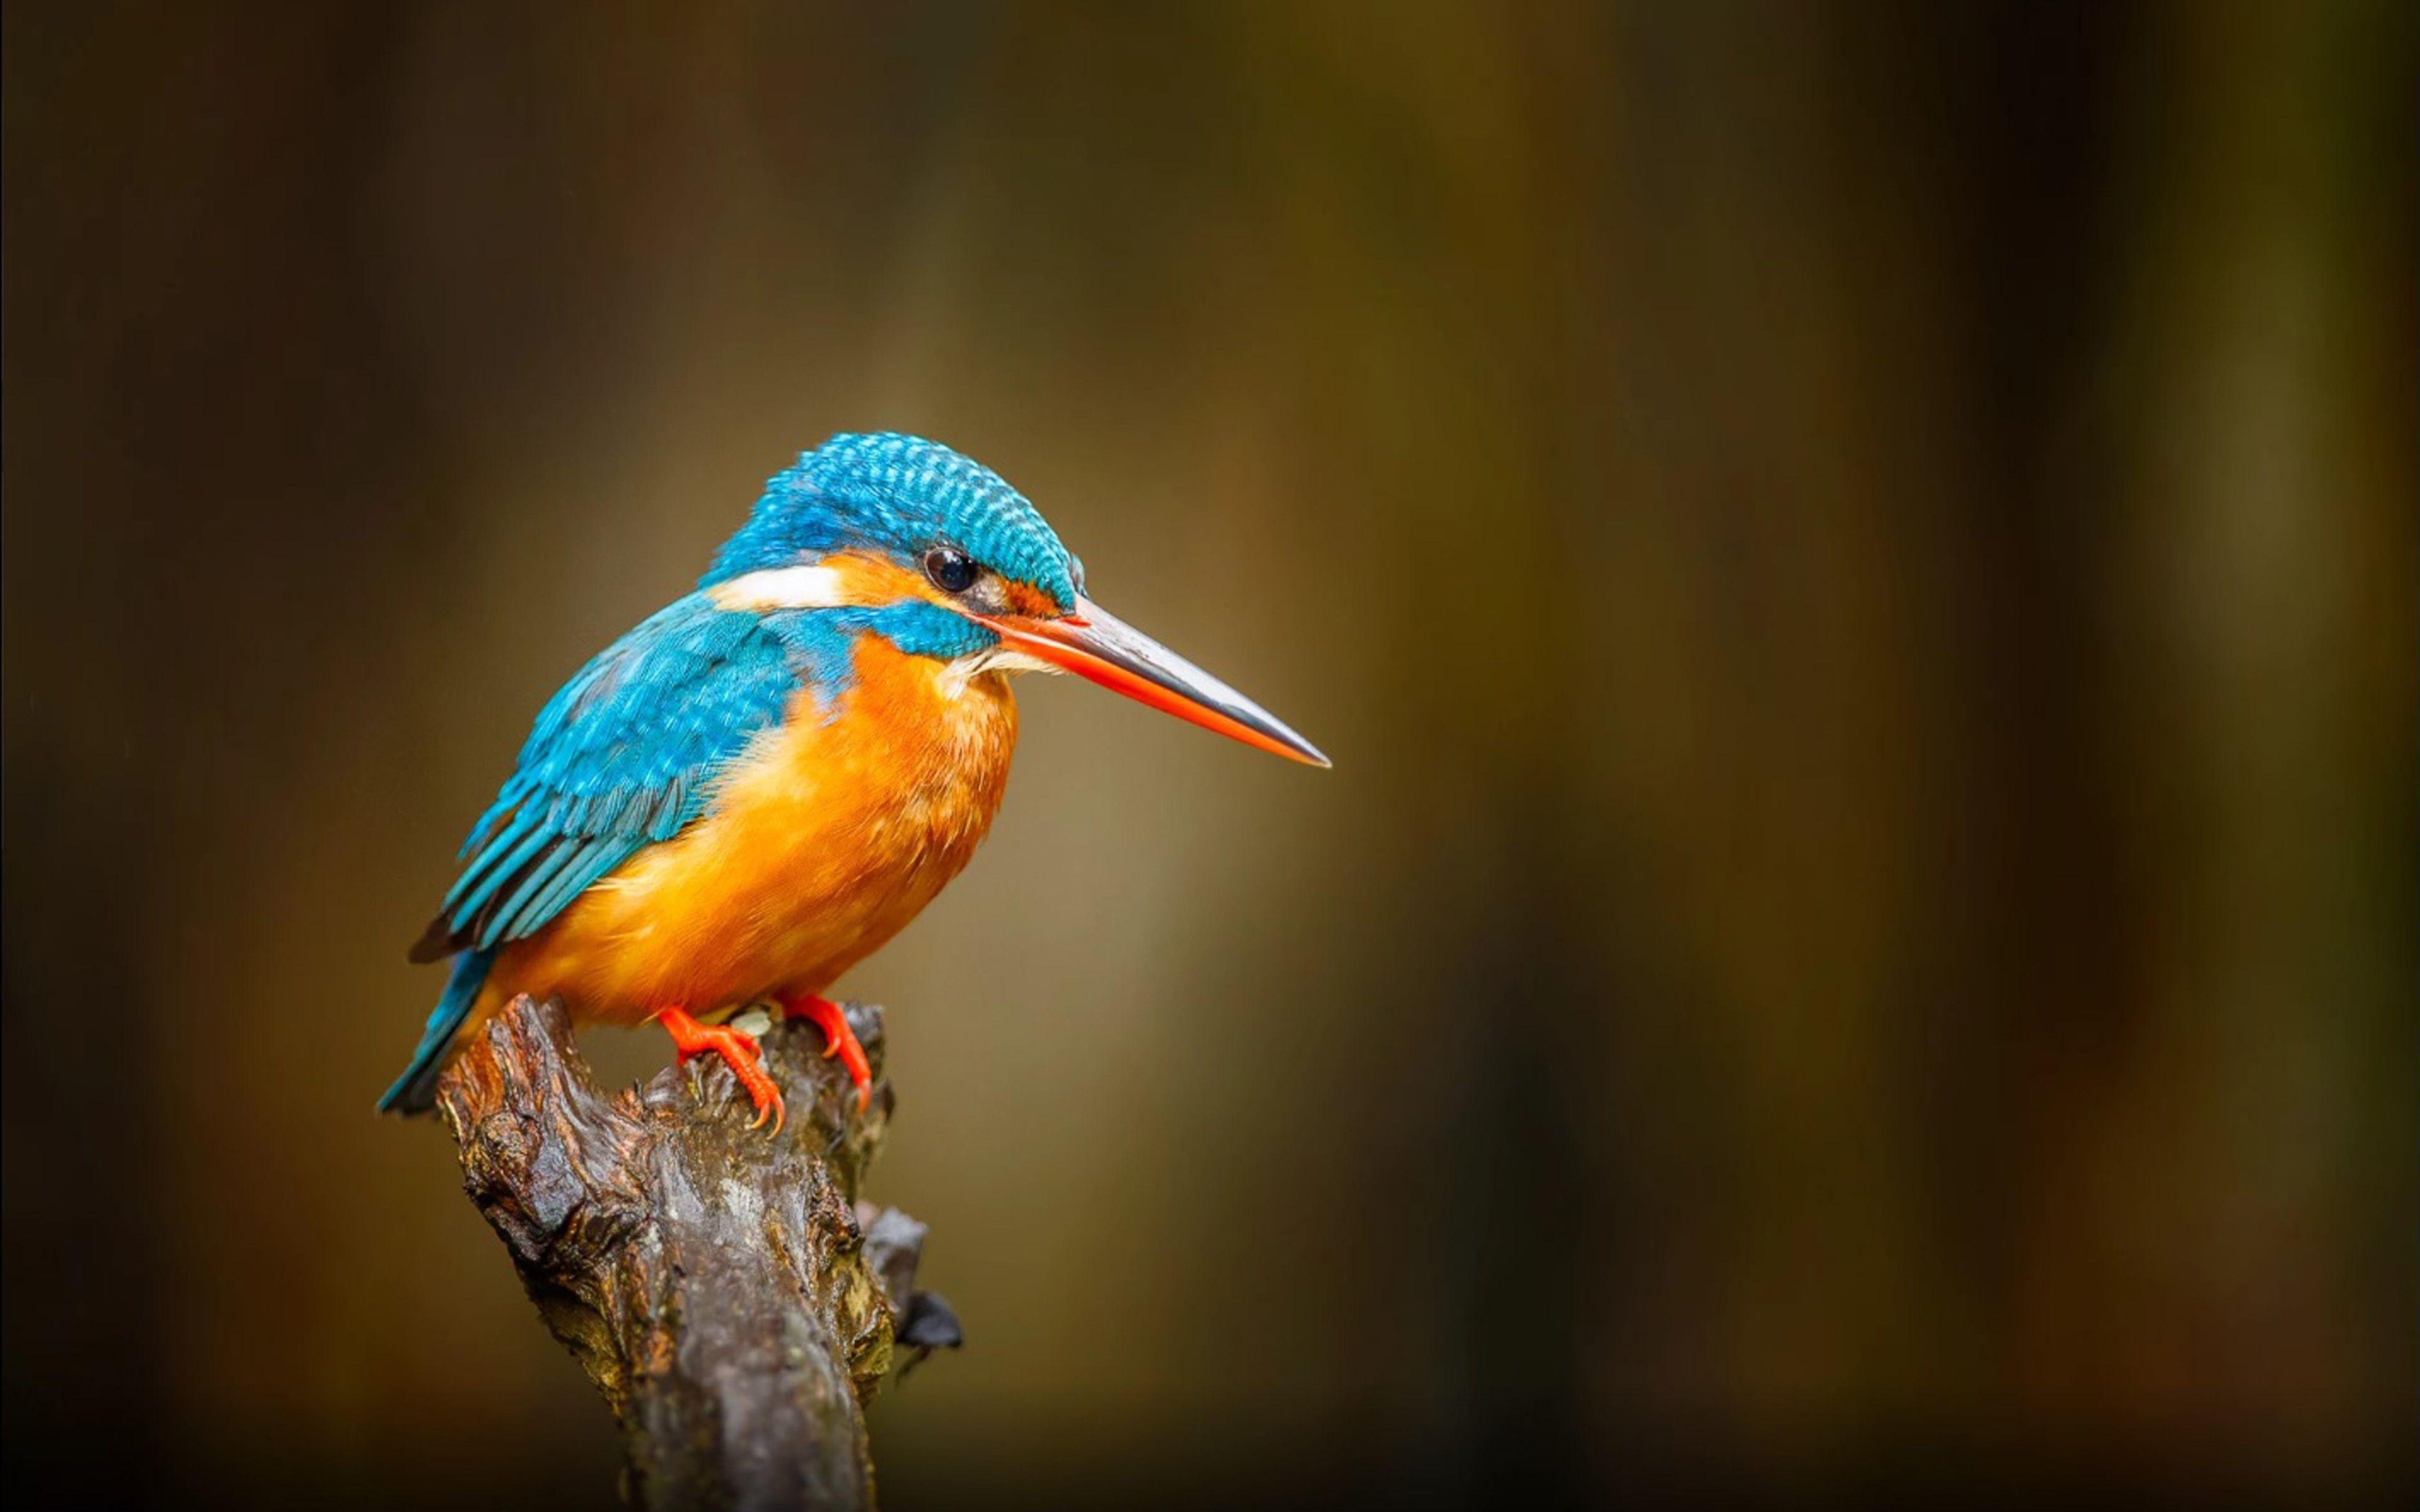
434 995 959 1511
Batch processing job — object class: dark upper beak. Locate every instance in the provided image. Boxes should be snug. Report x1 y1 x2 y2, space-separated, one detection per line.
976 596 1330 768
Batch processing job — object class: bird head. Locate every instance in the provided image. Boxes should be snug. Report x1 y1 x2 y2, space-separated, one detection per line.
701 433 1328 767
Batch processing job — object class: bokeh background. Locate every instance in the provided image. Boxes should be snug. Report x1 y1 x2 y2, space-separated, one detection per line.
5 1 2412 1507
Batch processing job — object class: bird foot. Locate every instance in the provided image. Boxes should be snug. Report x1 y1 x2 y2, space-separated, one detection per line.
781 993 873 1113
655 1005 785 1133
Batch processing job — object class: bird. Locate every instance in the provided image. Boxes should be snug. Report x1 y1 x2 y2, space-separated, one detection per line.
381 432 1327 1130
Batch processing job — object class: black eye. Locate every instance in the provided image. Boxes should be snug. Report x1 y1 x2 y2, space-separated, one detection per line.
923 547 978 593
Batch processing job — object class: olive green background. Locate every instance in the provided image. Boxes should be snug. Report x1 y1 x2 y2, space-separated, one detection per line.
5 2 2411 1506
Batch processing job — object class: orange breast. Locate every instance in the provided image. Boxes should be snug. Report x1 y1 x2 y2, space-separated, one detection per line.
483 635 1018 1024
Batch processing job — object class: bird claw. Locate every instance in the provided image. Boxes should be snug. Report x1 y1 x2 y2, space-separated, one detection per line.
749 1087 787 1135
655 1005 786 1134
780 994 874 1114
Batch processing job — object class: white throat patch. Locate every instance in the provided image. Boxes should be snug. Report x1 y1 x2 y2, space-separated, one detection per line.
936 644 1059 699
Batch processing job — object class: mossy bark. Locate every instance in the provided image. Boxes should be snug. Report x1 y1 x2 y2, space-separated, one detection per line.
435 995 955 1511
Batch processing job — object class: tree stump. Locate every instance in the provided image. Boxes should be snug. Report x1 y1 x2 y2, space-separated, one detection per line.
433 995 959 1511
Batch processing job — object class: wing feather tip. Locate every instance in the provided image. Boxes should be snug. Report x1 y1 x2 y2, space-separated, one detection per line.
406 916 458 965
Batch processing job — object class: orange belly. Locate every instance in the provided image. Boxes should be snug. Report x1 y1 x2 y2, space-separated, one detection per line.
480 635 1018 1026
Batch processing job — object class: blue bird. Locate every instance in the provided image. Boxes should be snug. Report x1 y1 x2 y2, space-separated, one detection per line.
384 433 1327 1128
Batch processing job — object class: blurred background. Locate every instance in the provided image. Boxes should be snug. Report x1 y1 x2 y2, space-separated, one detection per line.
4 1 2412 1507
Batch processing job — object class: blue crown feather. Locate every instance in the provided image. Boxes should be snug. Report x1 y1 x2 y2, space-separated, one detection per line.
702 432 1084 610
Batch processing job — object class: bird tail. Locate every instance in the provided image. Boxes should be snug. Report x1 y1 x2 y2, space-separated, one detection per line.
377 947 498 1114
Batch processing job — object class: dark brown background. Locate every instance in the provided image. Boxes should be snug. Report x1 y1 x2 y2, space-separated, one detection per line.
5 2 2412 1508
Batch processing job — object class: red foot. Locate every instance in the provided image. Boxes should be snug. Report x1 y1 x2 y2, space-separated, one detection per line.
781 993 873 1113
655 1005 785 1133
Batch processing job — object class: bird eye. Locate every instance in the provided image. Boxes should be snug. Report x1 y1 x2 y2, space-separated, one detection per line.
923 547 978 594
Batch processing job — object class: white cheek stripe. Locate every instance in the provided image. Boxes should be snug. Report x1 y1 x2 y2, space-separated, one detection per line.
709 565 849 611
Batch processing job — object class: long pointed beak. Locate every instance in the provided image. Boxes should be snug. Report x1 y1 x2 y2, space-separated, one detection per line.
977 596 1331 768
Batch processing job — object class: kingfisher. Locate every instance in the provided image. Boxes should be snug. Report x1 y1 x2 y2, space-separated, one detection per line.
381 433 1327 1130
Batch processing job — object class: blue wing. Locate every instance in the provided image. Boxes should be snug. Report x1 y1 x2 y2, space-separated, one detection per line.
407 593 803 963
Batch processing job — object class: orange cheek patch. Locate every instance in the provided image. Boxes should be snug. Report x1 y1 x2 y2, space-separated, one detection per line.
1001 581 1062 619
821 551 940 606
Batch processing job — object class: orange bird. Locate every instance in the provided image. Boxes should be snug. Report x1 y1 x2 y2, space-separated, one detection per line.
382 433 1327 1129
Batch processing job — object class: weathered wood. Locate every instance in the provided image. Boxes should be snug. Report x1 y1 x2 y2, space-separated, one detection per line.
434 995 957 1511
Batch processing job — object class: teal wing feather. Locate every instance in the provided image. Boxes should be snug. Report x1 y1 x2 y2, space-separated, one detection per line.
408 593 805 962
381 594 806 1113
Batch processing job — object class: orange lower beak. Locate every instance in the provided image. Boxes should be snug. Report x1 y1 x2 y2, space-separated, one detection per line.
976 597 1330 768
